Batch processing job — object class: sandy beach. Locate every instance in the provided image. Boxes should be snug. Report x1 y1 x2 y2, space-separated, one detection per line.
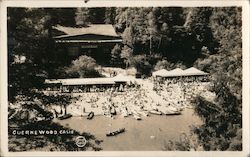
48 79 213 119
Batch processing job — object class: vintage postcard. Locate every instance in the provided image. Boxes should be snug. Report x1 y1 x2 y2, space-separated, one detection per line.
0 0 249 156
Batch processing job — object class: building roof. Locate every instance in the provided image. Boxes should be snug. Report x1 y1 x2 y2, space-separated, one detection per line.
113 74 136 82
61 78 116 85
162 68 184 77
45 75 136 86
53 24 120 39
152 67 209 78
183 67 208 76
152 69 169 77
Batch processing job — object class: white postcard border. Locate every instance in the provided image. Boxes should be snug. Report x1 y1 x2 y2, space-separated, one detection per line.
0 0 249 157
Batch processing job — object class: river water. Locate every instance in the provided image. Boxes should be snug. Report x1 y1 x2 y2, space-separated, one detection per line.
54 108 202 151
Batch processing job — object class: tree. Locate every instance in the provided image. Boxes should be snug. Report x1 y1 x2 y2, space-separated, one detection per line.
105 7 116 24
162 7 242 151
122 26 134 48
185 7 218 53
75 8 90 26
194 80 241 150
114 7 205 66
131 55 152 76
130 8 152 54
195 7 242 99
110 44 124 67
114 7 135 33
154 60 172 71
66 55 100 78
8 8 53 64
193 7 242 151
75 7 106 26
120 45 133 68
153 7 186 29
88 8 106 24
48 8 76 27
8 8 55 99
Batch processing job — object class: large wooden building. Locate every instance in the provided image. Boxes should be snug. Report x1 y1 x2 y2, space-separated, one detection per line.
53 24 122 65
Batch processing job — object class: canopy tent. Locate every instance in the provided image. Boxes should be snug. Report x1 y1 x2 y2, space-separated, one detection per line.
152 67 209 78
183 67 208 76
152 69 169 77
162 68 184 77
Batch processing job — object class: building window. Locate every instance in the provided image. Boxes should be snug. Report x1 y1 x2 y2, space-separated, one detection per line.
68 47 79 56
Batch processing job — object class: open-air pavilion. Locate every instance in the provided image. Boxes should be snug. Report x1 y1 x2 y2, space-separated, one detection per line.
152 67 209 82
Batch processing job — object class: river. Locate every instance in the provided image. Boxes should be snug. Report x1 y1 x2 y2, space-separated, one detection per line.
54 108 202 151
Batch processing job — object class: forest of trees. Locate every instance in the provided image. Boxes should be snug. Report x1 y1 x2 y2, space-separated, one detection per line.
8 7 242 151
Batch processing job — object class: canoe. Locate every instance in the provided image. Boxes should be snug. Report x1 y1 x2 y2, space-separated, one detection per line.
87 111 94 120
165 111 181 115
110 107 116 115
162 106 182 115
138 111 149 117
127 109 132 115
165 109 181 115
58 114 72 120
133 114 142 120
121 110 129 117
105 114 112 118
149 110 162 115
106 128 125 136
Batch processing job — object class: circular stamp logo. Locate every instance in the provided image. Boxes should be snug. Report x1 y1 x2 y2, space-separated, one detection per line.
75 136 87 148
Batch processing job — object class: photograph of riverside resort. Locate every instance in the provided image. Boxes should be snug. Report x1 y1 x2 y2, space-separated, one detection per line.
7 6 242 152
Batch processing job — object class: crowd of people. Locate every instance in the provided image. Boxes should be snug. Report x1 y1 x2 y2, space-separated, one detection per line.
45 75 215 121
153 77 213 109
49 86 152 120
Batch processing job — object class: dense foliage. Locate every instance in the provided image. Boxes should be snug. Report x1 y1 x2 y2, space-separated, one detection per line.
8 63 47 101
130 55 152 76
193 7 242 151
193 83 242 150
8 7 216 83
165 7 242 151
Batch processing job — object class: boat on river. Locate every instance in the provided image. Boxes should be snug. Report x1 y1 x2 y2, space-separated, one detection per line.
149 110 162 115
58 113 72 120
110 107 116 115
121 110 129 117
138 111 149 117
87 111 95 120
164 110 181 115
133 114 142 120
164 107 182 115
106 128 125 136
